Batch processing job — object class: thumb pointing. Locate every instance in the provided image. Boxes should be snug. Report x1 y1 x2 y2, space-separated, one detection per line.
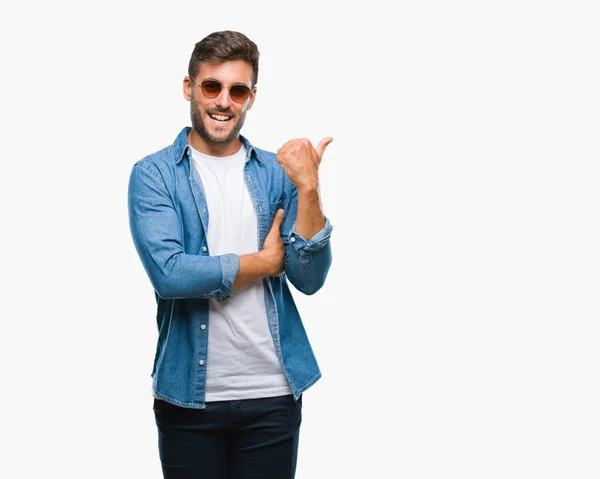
315 137 334 160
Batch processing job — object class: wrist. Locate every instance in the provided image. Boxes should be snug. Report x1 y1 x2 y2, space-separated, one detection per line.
257 249 278 276
296 183 319 195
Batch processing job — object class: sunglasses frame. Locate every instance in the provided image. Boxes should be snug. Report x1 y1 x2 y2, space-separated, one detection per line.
190 77 253 103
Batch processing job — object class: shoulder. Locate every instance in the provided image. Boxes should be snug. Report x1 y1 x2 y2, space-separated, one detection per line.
250 145 288 184
133 144 175 171
251 145 276 162
129 147 176 192
131 127 189 176
240 135 278 166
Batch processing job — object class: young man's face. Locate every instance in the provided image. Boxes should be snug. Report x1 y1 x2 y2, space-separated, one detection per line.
184 60 256 153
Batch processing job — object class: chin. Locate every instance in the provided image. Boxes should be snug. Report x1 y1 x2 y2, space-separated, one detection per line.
208 131 233 143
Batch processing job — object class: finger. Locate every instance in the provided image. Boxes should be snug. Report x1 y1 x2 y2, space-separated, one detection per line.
315 137 334 160
271 208 285 228
275 150 287 163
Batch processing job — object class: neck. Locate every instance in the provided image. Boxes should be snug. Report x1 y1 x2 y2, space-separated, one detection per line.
187 129 242 157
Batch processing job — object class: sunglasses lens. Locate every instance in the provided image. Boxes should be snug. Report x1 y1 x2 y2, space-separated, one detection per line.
199 80 251 102
230 85 251 102
200 80 222 98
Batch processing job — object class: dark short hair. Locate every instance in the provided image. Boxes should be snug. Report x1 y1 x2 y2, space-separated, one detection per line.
188 30 260 87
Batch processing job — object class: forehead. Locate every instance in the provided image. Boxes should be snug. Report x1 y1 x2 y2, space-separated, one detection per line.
196 60 253 86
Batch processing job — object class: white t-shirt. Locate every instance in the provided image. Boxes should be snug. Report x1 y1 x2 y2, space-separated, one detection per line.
191 144 292 401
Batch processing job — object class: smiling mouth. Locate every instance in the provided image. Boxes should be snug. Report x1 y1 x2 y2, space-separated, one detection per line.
208 112 232 123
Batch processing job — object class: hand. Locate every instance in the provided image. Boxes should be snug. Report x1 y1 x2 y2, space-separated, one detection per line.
276 137 333 192
260 208 286 276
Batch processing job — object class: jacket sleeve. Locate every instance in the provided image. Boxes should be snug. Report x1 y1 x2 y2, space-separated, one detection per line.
282 185 333 295
128 161 239 300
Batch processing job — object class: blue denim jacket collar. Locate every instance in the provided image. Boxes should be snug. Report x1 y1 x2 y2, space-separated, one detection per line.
173 126 264 165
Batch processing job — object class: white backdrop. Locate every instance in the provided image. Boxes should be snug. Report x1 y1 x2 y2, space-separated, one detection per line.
2 1 599 478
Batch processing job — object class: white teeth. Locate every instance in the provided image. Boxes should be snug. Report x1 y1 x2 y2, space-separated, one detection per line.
210 114 230 121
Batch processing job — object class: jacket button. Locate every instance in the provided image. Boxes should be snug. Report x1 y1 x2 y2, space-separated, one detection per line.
290 237 296 243
200 324 206 330
202 246 207 252
199 360 205 366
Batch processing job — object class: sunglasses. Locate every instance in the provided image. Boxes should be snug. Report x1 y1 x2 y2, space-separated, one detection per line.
191 78 253 103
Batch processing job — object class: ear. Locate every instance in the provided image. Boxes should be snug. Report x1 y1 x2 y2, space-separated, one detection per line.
246 87 257 111
183 76 193 101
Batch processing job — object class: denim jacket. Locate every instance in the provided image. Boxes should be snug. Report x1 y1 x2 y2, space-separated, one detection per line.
127 127 333 408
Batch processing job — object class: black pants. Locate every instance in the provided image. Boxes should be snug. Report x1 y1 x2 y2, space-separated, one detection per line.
153 394 302 479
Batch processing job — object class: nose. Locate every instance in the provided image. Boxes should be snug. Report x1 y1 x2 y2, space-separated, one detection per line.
214 87 232 109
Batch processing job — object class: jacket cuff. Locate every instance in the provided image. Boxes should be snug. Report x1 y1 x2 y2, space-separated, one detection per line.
288 216 333 253
218 253 240 299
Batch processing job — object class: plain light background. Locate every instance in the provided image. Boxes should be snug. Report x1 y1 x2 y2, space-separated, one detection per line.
2 1 599 478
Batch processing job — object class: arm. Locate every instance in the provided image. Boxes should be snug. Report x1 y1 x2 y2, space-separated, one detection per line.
295 187 324 239
128 162 238 299
276 138 334 295
128 162 285 298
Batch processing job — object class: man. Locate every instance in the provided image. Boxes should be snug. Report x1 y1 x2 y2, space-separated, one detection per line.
127 30 333 479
